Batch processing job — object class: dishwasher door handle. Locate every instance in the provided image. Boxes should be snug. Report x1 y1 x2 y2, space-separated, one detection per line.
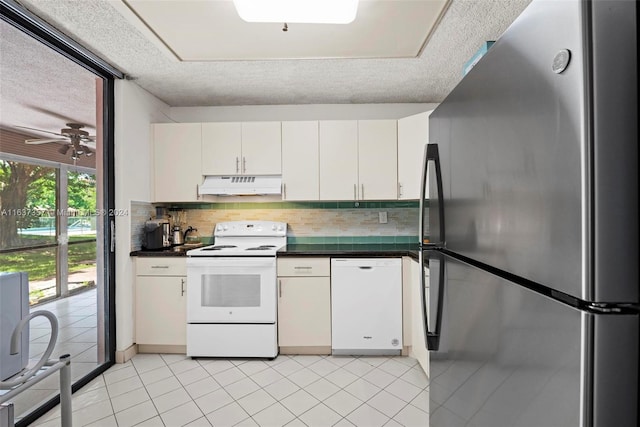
358 266 373 270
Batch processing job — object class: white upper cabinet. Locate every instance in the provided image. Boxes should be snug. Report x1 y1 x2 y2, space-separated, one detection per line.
241 122 282 175
201 122 281 175
281 121 319 200
201 122 242 175
319 120 397 201
152 123 202 202
358 120 398 200
397 111 432 199
319 121 359 200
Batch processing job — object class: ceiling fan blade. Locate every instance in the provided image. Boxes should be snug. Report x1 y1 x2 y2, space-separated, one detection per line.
25 138 68 144
14 125 64 137
79 140 96 148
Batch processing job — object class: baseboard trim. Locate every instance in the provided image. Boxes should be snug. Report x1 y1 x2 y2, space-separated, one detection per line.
115 343 138 363
138 344 187 354
279 346 331 355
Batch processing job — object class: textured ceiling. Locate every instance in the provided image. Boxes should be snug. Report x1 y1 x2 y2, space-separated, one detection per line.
9 0 531 108
0 18 98 142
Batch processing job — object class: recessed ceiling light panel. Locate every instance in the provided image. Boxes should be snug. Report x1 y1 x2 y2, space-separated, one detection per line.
233 0 359 24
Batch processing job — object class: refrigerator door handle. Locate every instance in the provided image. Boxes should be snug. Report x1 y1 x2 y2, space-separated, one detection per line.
419 143 446 246
421 250 445 351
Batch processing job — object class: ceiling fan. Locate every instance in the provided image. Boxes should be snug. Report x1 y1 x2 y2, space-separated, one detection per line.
18 123 96 159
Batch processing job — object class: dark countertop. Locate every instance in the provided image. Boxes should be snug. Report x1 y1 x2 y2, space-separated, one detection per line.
131 242 420 261
130 244 204 257
277 243 419 261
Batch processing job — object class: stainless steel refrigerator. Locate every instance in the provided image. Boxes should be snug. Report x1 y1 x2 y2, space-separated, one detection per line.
418 1 638 426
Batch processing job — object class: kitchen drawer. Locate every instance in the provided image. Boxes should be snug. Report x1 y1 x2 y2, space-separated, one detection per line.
136 258 187 276
277 257 330 277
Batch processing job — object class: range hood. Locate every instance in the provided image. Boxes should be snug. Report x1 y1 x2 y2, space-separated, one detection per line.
199 175 282 196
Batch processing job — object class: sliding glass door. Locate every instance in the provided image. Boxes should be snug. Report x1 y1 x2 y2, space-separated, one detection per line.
0 1 120 423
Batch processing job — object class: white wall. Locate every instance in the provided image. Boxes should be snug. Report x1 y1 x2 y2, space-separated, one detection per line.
169 103 438 122
114 80 171 352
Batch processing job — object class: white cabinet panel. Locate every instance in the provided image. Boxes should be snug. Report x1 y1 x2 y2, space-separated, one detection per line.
281 121 319 200
201 122 242 175
136 275 186 346
398 111 432 199
277 257 331 353
277 257 329 277
319 121 358 200
358 120 398 200
241 122 282 175
277 277 331 348
202 122 281 176
153 123 202 202
409 258 429 377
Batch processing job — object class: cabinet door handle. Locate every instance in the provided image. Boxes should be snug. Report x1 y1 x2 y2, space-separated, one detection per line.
361 184 365 200
283 183 287 199
196 184 200 200
398 182 403 197
151 265 169 269
242 157 247 173
181 278 185 296
279 279 282 298
236 157 240 173
354 184 357 200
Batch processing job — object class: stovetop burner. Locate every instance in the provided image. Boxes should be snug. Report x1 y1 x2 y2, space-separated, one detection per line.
188 221 287 257
202 245 238 251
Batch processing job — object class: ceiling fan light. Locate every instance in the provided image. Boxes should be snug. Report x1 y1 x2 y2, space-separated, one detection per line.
233 0 359 24
58 145 70 155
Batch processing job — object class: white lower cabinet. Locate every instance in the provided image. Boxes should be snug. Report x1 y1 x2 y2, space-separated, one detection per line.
277 258 331 354
135 258 187 351
409 257 429 376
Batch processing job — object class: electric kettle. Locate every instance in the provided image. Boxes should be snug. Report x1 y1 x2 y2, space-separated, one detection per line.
172 226 184 245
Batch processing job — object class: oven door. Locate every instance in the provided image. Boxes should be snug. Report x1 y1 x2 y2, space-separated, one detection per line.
187 257 276 323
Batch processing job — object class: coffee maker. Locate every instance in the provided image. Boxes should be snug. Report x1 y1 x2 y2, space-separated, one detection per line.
143 219 171 249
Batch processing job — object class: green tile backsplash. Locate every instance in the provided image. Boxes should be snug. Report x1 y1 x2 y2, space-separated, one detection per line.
169 201 420 210
178 201 423 242
287 235 418 244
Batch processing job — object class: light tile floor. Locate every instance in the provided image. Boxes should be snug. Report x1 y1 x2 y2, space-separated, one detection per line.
31 353 430 427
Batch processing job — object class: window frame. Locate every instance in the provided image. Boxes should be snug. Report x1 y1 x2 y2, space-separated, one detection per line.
0 1 121 425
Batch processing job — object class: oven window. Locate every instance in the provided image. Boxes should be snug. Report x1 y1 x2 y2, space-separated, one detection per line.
201 274 261 307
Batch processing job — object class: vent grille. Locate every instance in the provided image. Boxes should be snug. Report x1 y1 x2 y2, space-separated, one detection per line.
231 176 256 183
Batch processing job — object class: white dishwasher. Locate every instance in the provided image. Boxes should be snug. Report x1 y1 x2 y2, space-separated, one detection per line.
331 258 402 355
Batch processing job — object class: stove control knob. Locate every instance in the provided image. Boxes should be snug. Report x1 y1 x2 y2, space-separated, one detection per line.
277 225 284 231
272 225 277 231
216 225 222 231
223 225 228 231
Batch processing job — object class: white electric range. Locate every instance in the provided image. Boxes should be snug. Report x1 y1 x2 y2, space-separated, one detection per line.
186 221 287 358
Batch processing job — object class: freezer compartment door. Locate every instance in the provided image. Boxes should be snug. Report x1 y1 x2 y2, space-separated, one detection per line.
429 0 638 303
430 254 583 427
